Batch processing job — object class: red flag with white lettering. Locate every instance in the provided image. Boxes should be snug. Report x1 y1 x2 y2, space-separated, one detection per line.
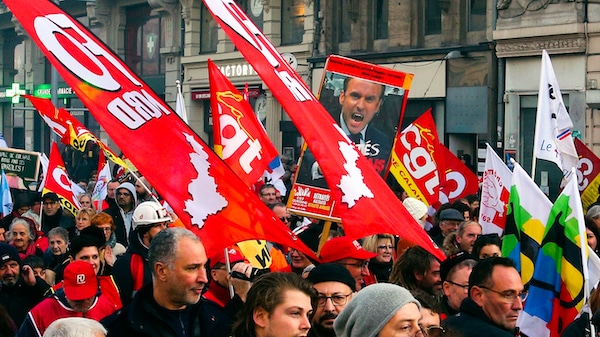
388 109 445 206
42 142 81 216
4 0 316 259
439 145 480 204
575 138 600 210
209 60 280 187
203 1 444 260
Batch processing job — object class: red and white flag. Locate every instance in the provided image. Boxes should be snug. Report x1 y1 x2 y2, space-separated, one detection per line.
439 145 480 204
203 0 444 260
42 142 81 216
209 60 281 189
479 144 512 235
575 138 600 210
4 0 316 258
389 109 445 207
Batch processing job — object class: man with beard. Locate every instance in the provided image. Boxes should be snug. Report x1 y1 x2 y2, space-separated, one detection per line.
103 228 209 337
389 246 443 297
135 176 154 203
0 243 49 327
306 264 355 337
112 201 171 306
104 182 137 246
17 261 116 337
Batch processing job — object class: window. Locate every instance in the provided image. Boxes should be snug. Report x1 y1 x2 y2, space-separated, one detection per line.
468 0 486 31
200 3 218 53
124 5 166 76
338 1 352 43
281 0 305 45
239 0 263 30
374 0 388 39
425 0 441 35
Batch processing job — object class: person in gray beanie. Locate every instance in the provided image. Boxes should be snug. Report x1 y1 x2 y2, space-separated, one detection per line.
333 283 422 337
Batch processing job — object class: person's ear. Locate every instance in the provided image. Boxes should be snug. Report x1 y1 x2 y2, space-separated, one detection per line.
154 262 169 282
470 286 484 306
442 281 451 296
253 307 269 328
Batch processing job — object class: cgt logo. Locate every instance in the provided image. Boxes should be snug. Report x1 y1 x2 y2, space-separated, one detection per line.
33 14 171 130
399 124 439 196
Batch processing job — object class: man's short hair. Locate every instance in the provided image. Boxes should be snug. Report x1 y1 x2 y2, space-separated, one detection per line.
148 227 200 276
468 256 516 294
389 246 437 290
259 184 276 195
22 255 44 270
69 235 102 258
43 317 106 337
47 227 69 243
342 77 385 101
268 202 286 211
231 272 316 337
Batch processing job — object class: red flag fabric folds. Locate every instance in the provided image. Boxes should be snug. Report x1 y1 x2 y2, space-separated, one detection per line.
43 142 81 216
203 0 444 260
5 0 315 259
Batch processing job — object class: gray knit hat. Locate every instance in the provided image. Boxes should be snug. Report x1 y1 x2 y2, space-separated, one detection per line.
333 283 420 337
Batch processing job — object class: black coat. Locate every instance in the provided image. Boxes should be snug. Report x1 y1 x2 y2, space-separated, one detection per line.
102 283 203 337
444 298 519 337
0 276 49 328
111 232 152 307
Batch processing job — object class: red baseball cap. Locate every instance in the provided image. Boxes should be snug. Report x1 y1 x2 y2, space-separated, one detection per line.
63 261 98 301
320 237 377 263
209 247 245 269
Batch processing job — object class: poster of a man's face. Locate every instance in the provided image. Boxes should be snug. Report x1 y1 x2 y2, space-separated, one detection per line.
287 56 413 220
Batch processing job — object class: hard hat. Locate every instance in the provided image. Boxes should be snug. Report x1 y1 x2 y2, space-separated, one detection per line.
132 201 172 229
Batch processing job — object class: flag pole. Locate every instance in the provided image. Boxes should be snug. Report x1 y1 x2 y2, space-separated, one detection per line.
224 247 235 298
317 221 332 256
531 155 537 180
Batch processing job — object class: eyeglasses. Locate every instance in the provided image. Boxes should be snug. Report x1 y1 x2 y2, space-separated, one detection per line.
316 293 352 307
44 201 58 205
478 285 528 302
377 245 394 250
117 192 132 197
422 326 445 337
279 216 293 223
98 227 112 232
445 280 469 291
261 192 276 197
338 261 369 269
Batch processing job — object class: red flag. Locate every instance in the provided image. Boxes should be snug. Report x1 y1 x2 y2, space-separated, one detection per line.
209 60 280 188
23 94 128 169
388 109 445 206
202 1 444 260
5 0 316 259
575 138 600 209
42 142 81 216
439 145 480 204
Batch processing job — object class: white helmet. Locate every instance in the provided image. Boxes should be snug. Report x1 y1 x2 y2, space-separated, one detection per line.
132 201 172 229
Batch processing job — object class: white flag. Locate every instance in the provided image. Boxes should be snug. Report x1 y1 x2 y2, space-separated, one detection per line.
533 50 578 180
175 81 189 124
480 143 512 235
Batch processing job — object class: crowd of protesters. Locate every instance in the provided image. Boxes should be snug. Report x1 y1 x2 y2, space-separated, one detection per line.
0 159 596 337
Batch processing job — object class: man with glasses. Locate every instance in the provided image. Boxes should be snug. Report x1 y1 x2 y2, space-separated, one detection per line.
444 257 526 337
112 201 172 306
40 192 75 235
440 251 476 318
258 184 278 207
320 236 377 291
306 263 355 337
432 208 464 247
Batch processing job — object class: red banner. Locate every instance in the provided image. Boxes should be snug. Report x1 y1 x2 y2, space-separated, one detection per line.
209 60 280 187
439 145 480 204
575 138 600 210
388 109 445 206
5 0 316 259
203 0 444 260
42 142 81 216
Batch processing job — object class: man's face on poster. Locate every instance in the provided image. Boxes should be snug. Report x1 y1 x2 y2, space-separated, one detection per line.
339 78 384 135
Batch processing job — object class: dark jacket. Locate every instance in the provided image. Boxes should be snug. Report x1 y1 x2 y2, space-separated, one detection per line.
444 298 519 337
102 283 203 337
41 211 74 236
111 232 152 307
0 276 49 328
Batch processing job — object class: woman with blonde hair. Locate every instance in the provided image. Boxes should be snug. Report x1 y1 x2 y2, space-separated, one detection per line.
362 233 395 283
77 193 95 213
71 207 96 238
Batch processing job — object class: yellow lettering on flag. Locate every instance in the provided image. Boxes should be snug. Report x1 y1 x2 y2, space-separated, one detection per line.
581 174 600 211
388 151 429 205
237 240 272 269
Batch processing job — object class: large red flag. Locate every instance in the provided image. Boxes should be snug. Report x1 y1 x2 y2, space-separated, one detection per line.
4 0 316 259
575 138 600 210
42 142 81 216
388 109 445 206
209 60 280 187
439 145 480 204
203 1 444 260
